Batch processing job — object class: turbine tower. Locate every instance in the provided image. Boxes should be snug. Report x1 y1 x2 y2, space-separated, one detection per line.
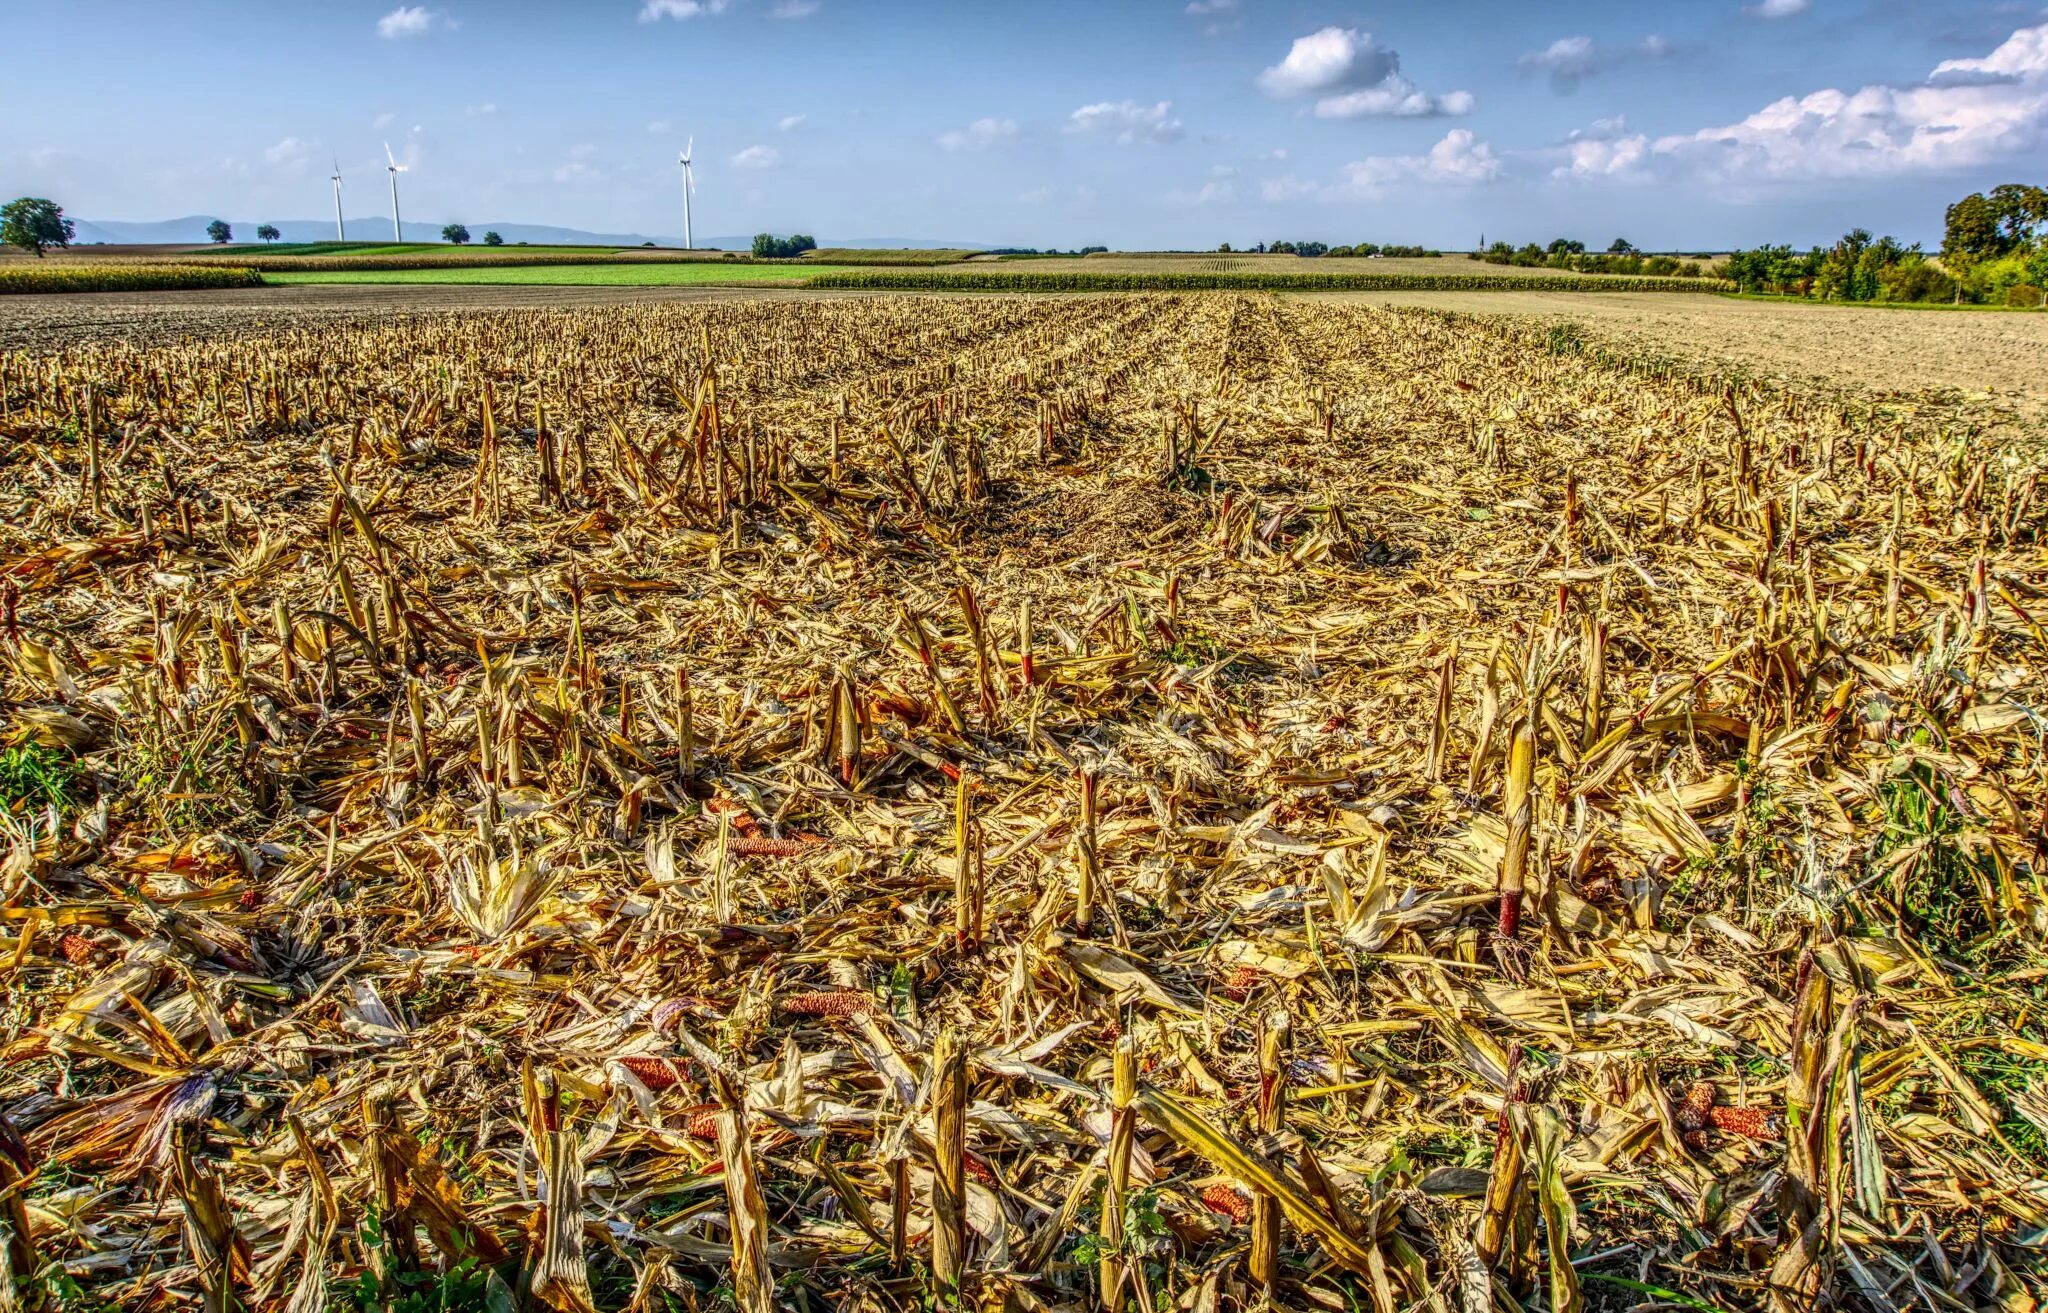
330 157 346 242
384 142 408 243
678 137 696 250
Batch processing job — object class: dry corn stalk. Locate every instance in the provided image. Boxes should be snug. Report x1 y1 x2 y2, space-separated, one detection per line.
931 1025 969 1305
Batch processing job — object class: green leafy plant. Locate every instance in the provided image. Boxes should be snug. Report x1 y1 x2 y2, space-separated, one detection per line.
0 742 79 814
1875 759 1997 960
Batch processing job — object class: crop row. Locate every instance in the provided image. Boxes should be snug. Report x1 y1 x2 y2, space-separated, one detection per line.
0 263 266 294
804 268 1738 293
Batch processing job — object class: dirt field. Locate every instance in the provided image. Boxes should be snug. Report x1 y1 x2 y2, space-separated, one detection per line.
1329 288 2048 429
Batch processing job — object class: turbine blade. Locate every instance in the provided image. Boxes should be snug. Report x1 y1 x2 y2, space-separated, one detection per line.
385 141 398 168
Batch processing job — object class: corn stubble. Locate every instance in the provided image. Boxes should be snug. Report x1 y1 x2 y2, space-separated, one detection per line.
0 294 2043 1311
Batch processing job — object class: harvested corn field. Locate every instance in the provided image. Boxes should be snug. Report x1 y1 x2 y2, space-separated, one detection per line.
2 294 2045 1313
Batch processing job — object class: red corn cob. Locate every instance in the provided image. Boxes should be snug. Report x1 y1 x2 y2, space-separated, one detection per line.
57 933 97 966
1221 965 1260 1002
1677 1080 1777 1148
617 1055 689 1091
1707 1104 1777 1140
731 834 825 858
704 798 760 834
1201 1184 1252 1223
781 991 878 1018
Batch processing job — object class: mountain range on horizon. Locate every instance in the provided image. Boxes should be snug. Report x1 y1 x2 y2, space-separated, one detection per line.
68 215 989 252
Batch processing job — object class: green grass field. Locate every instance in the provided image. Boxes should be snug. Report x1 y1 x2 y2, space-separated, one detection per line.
267 262 859 286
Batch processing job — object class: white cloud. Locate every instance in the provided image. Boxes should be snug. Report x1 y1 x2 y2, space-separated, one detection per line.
640 0 730 19
1315 86 1474 118
1554 120 1652 179
778 114 808 131
465 102 497 117
1518 34 1676 90
263 136 314 166
1650 21 2048 181
1256 27 1473 118
772 0 820 15
1267 129 1503 201
731 144 781 169
1745 0 1810 17
553 143 604 184
1185 0 1235 11
1521 35 1598 79
1169 167 1241 205
376 6 445 38
937 117 1019 151
372 111 397 129
1066 99 1185 143
646 119 671 134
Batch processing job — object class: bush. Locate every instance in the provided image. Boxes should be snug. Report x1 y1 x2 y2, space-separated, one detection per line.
752 232 817 259
2007 284 2046 308
1879 259 1956 303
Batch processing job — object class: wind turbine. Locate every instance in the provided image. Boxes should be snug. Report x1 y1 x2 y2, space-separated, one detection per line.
678 137 695 250
330 157 346 242
384 142 407 243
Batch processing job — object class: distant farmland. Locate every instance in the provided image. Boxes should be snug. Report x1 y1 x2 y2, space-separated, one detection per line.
265 262 860 286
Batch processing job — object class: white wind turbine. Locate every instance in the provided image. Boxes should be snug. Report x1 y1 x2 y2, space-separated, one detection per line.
678 137 696 250
384 142 408 243
330 157 346 242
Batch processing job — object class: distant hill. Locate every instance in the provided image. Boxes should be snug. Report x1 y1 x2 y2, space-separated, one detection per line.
71 215 988 252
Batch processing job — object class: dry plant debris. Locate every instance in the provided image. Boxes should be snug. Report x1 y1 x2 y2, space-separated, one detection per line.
0 293 2045 1312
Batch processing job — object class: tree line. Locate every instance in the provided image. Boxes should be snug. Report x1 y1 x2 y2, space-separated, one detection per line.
1480 238 1710 278
1723 184 2046 305
751 233 817 259
1219 241 1442 258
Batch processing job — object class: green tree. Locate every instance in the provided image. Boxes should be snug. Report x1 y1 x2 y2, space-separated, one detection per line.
1 197 75 257
441 223 471 244
1815 228 1871 300
256 224 281 243
482 231 503 246
750 232 818 258
1943 191 2007 268
206 219 232 244
1987 183 2048 247
1607 237 1637 254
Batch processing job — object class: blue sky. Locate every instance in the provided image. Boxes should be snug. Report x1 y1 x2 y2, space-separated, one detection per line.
6 0 2047 248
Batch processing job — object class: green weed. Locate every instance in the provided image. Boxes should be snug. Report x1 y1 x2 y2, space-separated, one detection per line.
0 742 80 814
1875 760 1997 960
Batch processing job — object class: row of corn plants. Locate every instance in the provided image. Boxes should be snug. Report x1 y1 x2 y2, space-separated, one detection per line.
0 263 265 294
